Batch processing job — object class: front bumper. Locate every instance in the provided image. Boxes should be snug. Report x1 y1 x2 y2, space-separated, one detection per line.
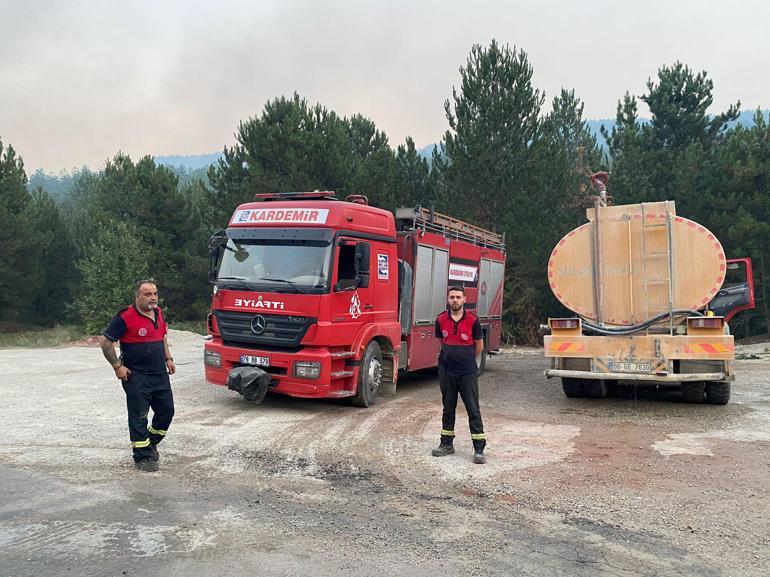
204 338 356 399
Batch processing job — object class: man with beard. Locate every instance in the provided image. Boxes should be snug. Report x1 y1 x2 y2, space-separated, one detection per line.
432 285 487 464
99 279 176 472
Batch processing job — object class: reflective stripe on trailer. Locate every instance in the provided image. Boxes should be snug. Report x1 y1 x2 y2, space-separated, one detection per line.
684 343 734 354
549 342 586 353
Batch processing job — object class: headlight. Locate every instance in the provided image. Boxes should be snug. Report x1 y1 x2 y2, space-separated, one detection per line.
293 361 321 379
204 350 222 368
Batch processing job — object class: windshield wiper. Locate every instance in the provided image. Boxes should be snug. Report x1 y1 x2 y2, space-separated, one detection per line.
216 277 253 290
257 277 306 293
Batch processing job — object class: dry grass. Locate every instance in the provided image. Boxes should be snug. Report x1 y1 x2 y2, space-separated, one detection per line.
0 324 88 349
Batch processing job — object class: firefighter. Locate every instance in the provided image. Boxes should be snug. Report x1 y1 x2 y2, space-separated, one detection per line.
432 285 487 464
98 278 176 472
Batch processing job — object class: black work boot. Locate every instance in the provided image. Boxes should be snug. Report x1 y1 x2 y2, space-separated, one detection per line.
135 459 159 472
431 439 455 457
473 442 486 464
149 444 160 462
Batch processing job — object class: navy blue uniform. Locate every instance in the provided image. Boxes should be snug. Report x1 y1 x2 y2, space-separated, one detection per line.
104 305 174 463
435 310 486 450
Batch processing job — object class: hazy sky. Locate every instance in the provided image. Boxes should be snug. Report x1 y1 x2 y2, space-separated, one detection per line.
2 0 768 172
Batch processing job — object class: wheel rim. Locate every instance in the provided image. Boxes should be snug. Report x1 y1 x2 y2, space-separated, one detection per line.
368 358 382 392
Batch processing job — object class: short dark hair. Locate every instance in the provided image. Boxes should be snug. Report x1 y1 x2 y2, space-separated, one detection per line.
447 285 465 295
135 278 157 295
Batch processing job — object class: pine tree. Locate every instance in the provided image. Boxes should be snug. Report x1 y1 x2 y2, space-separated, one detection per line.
0 138 35 322
435 40 544 232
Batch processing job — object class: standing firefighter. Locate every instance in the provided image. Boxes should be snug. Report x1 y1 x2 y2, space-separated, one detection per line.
432 286 487 464
99 279 176 472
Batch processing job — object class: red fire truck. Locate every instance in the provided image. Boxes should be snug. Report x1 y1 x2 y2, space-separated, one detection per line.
204 191 506 407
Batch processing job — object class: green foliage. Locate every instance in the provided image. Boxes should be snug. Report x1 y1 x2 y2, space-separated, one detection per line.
435 40 544 231
6 48 770 343
25 187 78 323
435 42 605 342
394 137 434 208
207 93 430 225
73 220 150 335
641 62 739 149
66 154 210 322
606 64 769 336
0 139 36 323
27 168 88 205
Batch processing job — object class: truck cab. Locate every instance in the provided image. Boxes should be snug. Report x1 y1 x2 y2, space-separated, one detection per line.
204 192 402 406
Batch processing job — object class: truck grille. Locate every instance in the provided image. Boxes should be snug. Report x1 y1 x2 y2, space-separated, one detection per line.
214 310 316 349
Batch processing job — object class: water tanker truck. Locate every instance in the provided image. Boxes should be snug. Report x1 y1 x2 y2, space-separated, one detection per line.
543 173 754 404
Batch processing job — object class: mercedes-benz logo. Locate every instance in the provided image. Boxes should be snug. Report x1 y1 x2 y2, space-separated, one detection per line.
250 315 267 335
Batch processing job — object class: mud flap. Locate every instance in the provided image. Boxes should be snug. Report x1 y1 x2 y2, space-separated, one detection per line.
227 366 270 403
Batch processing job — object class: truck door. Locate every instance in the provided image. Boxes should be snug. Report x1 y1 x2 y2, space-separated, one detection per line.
331 238 375 328
709 258 755 322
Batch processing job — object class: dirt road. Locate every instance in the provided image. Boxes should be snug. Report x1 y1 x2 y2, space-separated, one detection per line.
1 332 768 576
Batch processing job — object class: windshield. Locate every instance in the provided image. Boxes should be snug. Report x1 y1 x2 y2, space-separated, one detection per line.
217 239 332 293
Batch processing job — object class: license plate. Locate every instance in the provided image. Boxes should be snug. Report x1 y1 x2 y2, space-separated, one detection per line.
607 361 652 373
240 354 270 367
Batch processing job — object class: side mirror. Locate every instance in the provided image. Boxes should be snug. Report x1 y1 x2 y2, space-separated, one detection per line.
208 249 221 283
208 230 227 283
208 230 227 251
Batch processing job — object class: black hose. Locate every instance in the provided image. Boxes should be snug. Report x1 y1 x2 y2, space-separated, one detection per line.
581 309 704 336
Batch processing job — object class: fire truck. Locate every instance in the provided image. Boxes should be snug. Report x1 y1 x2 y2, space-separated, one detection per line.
204 191 506 407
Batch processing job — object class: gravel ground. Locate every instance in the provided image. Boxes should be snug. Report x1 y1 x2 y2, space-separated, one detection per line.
0 331 768 576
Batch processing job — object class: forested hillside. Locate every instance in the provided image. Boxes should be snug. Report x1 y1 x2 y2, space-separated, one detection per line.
2 42 768 341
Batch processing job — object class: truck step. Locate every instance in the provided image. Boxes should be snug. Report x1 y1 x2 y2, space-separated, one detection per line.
328 390 355 398
330 370 355 379
331 351 356 358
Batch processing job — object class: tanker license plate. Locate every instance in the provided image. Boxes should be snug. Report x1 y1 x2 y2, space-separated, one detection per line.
608 360 652 373
240 355 270 367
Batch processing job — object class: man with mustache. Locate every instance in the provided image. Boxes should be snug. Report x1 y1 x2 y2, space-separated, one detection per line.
99 278 176 472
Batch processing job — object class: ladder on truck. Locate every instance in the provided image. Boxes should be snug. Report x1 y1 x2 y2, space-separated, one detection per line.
640 201 675 333
394 207 505 250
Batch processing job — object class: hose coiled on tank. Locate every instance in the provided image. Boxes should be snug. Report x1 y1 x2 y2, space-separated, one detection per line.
580 309 705 336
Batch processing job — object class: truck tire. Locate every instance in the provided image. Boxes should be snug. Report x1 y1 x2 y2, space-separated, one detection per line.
583 380 608 399
681 382 705 403
562 378 584 398
705 381 731 405
352 341 382 407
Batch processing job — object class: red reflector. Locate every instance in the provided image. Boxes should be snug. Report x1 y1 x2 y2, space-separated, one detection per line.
550 318 580 330
688 317 725 329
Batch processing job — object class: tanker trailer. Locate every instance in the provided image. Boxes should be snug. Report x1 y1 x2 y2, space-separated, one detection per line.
543 174 753 404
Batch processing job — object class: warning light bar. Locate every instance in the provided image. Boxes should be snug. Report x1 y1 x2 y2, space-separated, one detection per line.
254 191 337 201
